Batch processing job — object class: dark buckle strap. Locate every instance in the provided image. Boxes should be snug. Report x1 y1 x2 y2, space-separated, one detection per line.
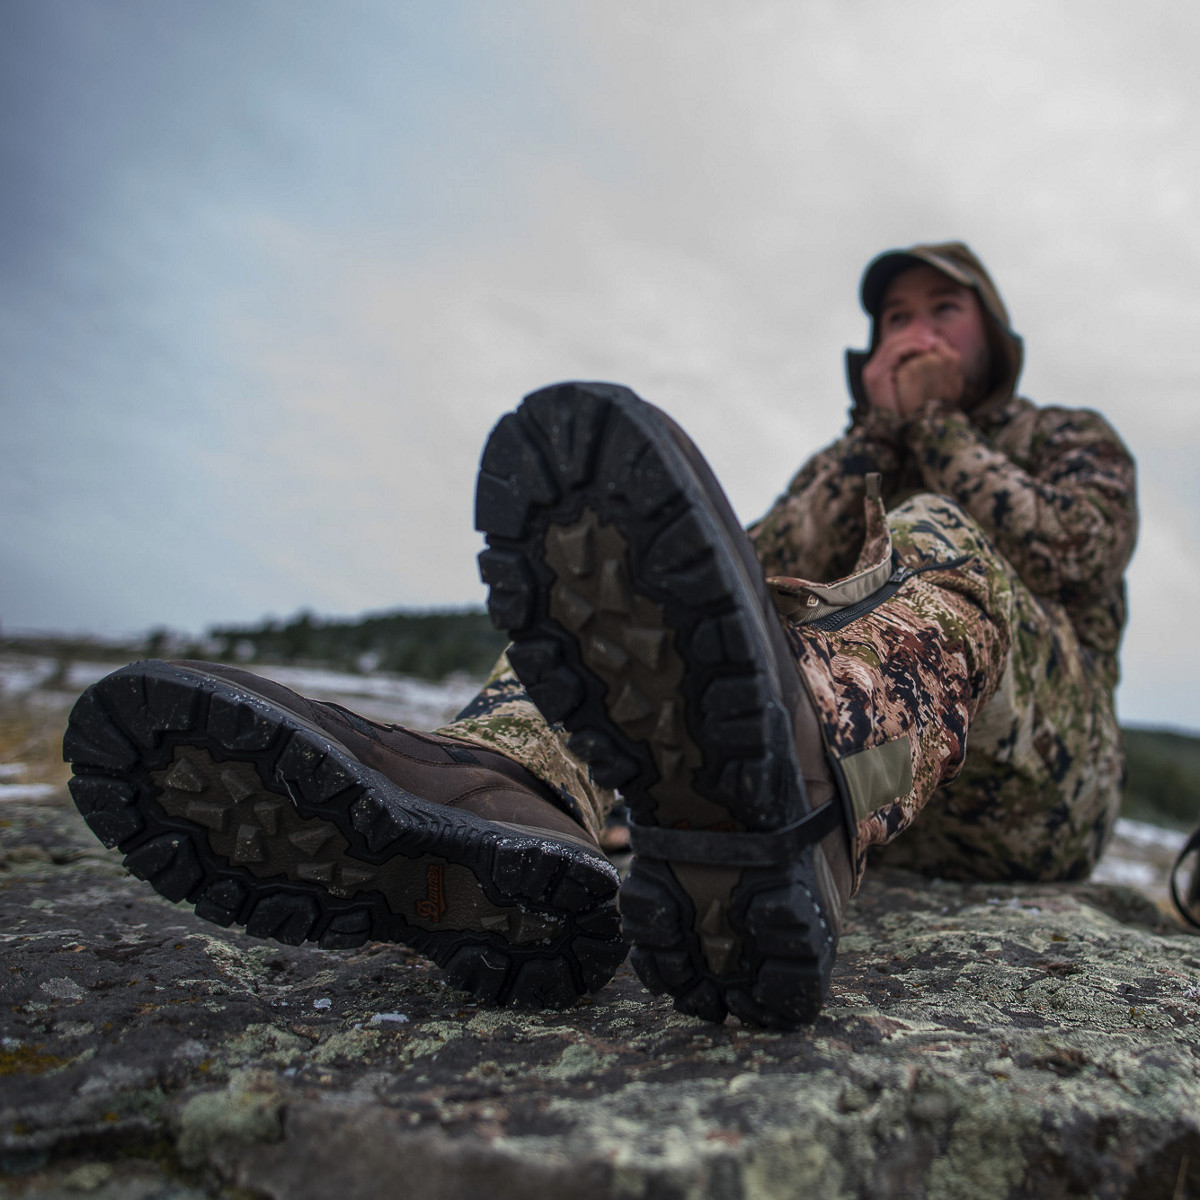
627 802 842 867
1170 824 1200 932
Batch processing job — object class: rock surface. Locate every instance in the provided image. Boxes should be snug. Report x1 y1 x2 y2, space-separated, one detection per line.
2 665 1199 1199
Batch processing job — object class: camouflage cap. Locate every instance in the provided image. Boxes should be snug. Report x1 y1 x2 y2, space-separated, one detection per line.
859 241 1011 331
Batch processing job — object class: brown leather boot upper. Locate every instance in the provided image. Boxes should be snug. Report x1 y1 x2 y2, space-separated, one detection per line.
168 661 597 849
791 679 855 937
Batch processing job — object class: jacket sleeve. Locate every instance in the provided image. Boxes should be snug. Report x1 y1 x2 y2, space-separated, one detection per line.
748 409 905 581
903 404 1137 600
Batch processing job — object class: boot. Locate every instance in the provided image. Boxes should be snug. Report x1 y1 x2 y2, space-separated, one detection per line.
63 659 626 1008
475 381 855 1028
1171 822 1200 931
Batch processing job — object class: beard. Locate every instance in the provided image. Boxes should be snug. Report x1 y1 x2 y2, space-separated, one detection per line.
958 343 993 412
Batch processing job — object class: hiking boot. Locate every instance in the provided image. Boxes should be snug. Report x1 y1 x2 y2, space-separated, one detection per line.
475 381 855 1028
63 659 626 1008
1171 821 1200 931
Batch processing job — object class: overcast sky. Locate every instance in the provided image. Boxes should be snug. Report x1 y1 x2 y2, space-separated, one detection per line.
3 1 1200 730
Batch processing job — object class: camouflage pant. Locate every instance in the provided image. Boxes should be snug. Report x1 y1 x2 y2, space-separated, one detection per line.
439 492 1122 886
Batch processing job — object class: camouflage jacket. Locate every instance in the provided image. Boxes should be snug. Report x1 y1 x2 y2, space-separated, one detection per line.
748 395 1138 686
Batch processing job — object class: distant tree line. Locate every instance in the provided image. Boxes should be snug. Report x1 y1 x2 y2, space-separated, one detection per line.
207 607 509 680
1121 728 1200 830
4 609 1200 831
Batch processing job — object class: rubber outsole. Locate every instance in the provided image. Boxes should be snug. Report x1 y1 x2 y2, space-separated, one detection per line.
475 381 838 1028
63 661 626 1009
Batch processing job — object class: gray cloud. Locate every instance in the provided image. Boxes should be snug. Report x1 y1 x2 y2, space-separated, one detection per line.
2 0 1198 729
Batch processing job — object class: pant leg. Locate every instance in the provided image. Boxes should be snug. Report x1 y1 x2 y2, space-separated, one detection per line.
871 501 1122 881
791 492 1120 888
434 653 617 843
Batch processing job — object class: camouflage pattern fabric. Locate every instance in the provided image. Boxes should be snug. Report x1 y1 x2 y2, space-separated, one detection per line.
445 393 1136 886
750 394 1137 675
749 393 1135 881
787 492 1121 887
437 655 613 845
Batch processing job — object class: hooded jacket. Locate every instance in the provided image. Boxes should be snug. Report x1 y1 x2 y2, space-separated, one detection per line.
748 241 1138 688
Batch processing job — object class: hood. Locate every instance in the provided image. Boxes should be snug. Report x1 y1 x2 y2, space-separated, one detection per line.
844 240 1024 420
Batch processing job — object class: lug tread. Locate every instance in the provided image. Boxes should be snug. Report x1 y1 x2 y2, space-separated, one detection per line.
442 942 511 1003
64 662 625 1010
521 381 610 488
194 877 249 926
68 774 145 848
124 833 204 903
475 381 838 1028
245 892 319 944
206 693 279 753
61 689 140 773
478 547 537 632
318 909 372 950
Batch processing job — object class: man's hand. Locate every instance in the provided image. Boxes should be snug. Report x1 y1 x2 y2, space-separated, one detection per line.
862 332 965 420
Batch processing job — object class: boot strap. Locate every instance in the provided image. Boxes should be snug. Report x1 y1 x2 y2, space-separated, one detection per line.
628 803 842 867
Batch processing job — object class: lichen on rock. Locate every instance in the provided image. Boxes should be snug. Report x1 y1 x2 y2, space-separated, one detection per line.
1 729 1198 1197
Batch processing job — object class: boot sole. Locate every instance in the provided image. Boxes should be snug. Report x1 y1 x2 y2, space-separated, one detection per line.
476 382 838 1027
63 661 626 1009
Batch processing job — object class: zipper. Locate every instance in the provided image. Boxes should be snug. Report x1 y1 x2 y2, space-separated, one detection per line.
806 554 971 632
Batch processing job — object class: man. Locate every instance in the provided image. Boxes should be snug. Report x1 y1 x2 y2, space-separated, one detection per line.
64 242 1137 1028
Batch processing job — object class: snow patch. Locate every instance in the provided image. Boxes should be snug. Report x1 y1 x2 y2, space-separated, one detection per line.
1112 817 1188 852
0 783 57 801
1091 858 1158 889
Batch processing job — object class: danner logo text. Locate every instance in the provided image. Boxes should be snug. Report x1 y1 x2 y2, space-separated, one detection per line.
416 864 446 921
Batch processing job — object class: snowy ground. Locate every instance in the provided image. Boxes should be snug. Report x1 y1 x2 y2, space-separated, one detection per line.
1092 817 1189 911
1 649 1193 917
0 652 479 730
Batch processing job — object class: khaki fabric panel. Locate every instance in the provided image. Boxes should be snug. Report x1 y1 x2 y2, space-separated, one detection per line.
838 736 914 823
765 473 895 623
767 556 893 622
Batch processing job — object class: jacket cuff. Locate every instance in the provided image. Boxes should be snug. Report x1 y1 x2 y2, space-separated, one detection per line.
903 405 975 457
847 408 905 473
